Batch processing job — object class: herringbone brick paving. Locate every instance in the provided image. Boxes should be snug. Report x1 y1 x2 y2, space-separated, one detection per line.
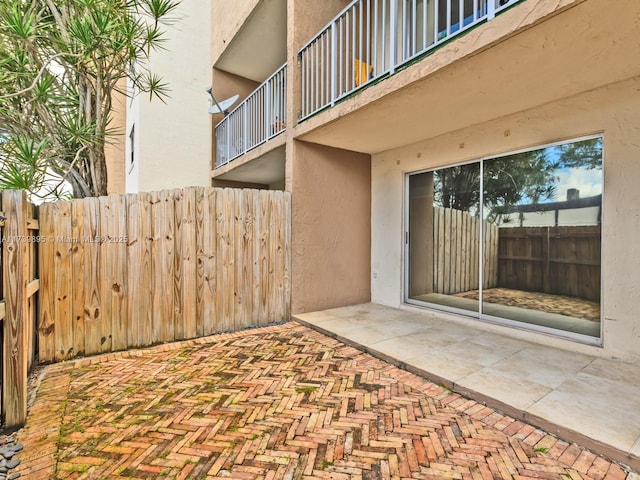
15 323 631 480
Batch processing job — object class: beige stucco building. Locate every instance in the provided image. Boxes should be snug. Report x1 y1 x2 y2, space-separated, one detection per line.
110 0 214 194
210 0 640 363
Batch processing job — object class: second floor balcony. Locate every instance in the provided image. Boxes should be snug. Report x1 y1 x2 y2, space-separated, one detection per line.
298 0 520 120
213 0 638 181
215 64 287 168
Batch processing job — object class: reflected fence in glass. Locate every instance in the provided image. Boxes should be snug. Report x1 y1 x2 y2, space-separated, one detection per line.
407 137 603 339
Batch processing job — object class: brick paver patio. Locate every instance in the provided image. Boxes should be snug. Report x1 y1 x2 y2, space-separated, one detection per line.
15 323 630 480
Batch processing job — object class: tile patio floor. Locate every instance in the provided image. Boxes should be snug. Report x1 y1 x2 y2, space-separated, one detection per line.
294 303 640 474
14 320 638 479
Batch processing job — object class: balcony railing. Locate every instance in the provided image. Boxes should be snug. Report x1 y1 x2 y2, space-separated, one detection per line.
299 0 519 120
215 63 287 168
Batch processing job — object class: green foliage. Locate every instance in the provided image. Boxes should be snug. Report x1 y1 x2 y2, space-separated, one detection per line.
558 138 602 170
434 137 602 222
483 149 558 223
0 136 45 188
0 0 181 199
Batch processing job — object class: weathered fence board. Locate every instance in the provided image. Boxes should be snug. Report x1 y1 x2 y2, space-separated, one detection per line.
149 191 164 343
71 200 86 358
432 207 499 295
1 191 39 428
53 201 73 361
218 188 234 332
38 203 55 362
498 226 601 301
177 188 198 340
38 187 291 362
1 191 29 428
126 193 153 348
83 198 103 356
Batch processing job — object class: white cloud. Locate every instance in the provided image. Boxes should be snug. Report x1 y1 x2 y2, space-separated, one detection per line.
553 168 602 201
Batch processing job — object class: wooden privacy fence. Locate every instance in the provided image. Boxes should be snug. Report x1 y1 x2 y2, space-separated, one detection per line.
432 207 499 295
0 191 40 429
38 187 291 363
497 226 601 301
429 209 600 300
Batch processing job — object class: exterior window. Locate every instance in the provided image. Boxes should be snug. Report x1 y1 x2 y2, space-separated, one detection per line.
407 137 603 341
128 126 135 173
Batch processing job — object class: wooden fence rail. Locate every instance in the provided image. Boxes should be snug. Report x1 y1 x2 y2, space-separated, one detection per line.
0 191 40 429
38 187 291 363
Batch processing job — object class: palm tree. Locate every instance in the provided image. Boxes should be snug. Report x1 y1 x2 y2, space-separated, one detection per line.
0 0 180 199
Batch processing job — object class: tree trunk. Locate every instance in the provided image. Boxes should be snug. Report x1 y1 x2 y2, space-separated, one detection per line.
91 146 108 197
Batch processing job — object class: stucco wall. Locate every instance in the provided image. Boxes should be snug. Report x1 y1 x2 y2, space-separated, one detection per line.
104 82 126 195
126 0 212 193
291 141 371 314
211 69 259 105
371 76 640 361
210 0 261 66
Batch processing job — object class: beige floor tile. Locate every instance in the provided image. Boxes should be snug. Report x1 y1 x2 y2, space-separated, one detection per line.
555 374 640 413
404 351 486 382
456 367 553 410
581 357 640 384
482 346 593 389
468 331 533 352
437 338 522 366
527 389 640 452
367 337 433 362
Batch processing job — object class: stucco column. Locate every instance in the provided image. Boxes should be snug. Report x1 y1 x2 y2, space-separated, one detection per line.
289 141 372 314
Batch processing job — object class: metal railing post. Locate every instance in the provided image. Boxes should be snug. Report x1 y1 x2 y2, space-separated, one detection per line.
331 21 337 105
283 65 287 126
242 103 247 156
224 116 231 164
487 0 495 20
390 0 397 73
265 78 271 140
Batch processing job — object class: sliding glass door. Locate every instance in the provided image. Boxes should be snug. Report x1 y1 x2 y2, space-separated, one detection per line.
407 136 603 341
408 164 480 313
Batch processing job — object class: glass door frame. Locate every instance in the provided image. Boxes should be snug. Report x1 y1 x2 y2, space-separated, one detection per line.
403 134 605 346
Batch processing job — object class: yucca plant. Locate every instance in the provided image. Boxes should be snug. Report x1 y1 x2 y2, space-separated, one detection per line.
0 0 180 199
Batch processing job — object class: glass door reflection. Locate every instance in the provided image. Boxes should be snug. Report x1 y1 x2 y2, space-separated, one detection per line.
408 164 480 314
481 138 602 337
407 137 602 340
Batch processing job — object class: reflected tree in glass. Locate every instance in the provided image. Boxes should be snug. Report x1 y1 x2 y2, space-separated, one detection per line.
408 164 481 313
481 138 603 337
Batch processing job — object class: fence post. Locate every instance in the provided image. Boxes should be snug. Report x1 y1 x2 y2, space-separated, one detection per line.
2 190 29 428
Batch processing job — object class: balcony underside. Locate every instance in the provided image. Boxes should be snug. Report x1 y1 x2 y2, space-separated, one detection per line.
215 0 287 83
295 0 640 154
213 145 286 187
